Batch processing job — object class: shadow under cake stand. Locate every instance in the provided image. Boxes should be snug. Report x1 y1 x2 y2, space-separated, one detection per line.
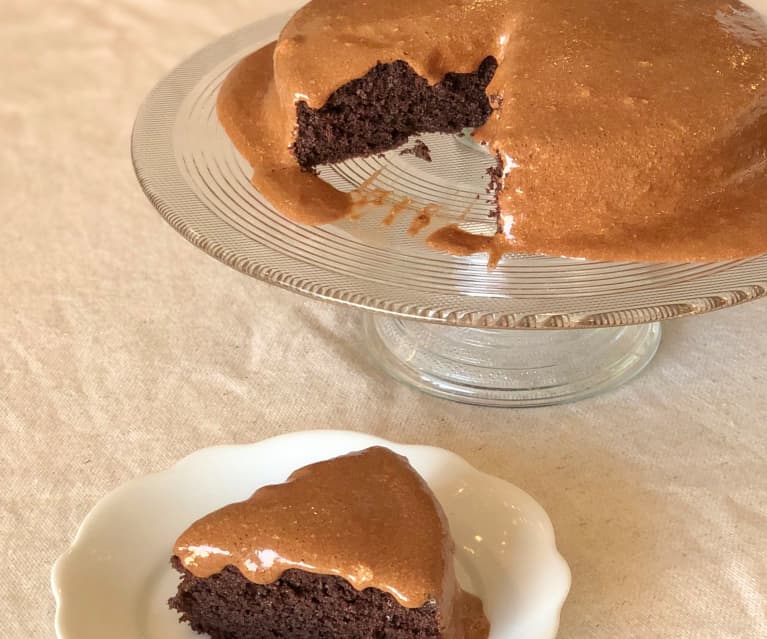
132 18 767 408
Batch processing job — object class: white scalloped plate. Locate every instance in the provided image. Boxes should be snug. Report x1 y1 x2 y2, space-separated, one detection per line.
52 431 571 639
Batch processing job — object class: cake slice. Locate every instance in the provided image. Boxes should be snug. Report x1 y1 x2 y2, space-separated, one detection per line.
169 446 489 639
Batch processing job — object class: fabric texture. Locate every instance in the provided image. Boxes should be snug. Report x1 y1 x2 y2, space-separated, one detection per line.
1 1 766 637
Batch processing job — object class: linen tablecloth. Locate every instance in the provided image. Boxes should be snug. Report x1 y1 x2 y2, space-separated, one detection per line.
2 1 766 637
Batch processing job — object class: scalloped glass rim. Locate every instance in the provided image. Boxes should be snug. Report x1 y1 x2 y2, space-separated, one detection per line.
131 13 767 329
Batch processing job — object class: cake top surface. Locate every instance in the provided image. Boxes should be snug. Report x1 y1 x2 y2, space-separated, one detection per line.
174 447 456 610
274 0 511 109
219 0 767 262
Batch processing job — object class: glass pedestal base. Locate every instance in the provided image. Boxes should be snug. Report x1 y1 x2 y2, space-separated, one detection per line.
364 315 662 407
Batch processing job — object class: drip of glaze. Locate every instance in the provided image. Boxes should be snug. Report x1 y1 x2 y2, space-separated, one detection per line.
409 204 438 236
382 197 413 225
427 225 512 269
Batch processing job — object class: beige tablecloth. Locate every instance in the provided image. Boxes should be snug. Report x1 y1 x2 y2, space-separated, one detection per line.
2 1 766 637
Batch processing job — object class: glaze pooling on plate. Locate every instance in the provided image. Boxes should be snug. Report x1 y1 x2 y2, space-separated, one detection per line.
218 0 767 263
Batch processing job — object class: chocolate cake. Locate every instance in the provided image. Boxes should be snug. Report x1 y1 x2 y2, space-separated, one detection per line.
217 0 767 263
169 447 489 639
292 57 497 169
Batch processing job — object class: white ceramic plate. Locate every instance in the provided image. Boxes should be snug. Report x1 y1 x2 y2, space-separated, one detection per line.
52 430 571 639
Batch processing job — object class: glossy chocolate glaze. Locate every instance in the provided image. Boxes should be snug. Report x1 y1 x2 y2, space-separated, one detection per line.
218 0 767 263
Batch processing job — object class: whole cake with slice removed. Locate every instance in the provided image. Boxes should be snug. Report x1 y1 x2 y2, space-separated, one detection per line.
217 0 767 264
169 447 489 639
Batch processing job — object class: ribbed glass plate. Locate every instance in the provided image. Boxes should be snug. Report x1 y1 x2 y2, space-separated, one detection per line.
131 14 767 329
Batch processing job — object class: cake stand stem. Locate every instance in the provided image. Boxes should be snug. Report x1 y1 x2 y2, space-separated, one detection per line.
364 315 661 407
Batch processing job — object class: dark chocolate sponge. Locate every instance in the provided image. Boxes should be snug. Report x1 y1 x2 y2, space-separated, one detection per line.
169 556 444 639
292 56 498 169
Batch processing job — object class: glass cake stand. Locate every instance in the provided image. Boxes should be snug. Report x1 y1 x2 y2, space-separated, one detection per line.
132 17 767 407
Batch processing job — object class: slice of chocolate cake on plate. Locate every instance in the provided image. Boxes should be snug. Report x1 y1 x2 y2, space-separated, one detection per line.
169 446 489 639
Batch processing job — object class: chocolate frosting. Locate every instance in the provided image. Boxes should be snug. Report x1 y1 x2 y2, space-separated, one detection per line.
217 0 767 263
173 447 488 638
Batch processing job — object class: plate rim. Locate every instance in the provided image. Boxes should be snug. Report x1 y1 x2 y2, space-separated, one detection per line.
51 429 572 639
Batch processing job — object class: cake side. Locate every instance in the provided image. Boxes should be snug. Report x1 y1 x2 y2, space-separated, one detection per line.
293 56 498 169
169 559 446 639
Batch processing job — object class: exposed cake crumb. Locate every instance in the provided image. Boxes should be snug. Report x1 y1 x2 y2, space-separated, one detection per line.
399 139 432 162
